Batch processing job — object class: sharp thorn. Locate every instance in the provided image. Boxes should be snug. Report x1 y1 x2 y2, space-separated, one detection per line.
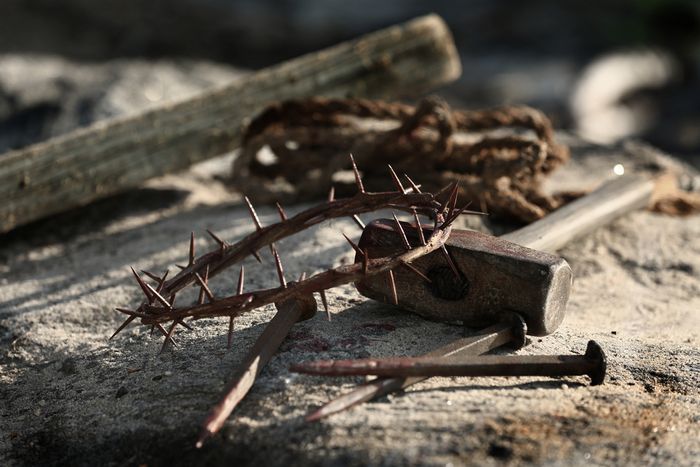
155 323 178 346
141 270 161 283
319 290 330 321
244 196 263 231
387 164 405 193
110 315 136 339
195 272 215 303
189 232 196 266
441 246 460 278
145 282 173 309
273 250 287 288
159 321 179 354
392 213 412 250
179 319 194 331
412 209 427 246
251 250 263 263
197 265 210 305
342 233 364 256
130 267 154 304
227 316 235 349
299 271 307 282
150 324 155 336
362 248 369 275
328 186 335 202
351 214 365 230
387 270 399 305
206 229 227 250
404 174 422 194
349 154 365 194
156 270 169 294
401 261 432 283
175 264 187 270
275 202 288 221
236 266 245 295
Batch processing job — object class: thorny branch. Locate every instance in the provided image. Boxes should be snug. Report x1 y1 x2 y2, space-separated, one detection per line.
113 157 469 348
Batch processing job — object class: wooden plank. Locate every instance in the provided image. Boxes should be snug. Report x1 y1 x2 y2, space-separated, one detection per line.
0 14 461 232
501 174 655 252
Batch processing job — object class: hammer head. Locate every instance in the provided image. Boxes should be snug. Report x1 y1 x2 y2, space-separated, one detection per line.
354 219 572 336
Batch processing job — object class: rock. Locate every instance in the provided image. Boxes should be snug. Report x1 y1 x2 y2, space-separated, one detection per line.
0 130 698 466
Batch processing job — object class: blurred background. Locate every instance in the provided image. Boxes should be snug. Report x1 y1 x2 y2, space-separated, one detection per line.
0 0 698 166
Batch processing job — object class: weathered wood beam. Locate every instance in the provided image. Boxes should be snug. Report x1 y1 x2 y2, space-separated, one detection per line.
0 14 461 232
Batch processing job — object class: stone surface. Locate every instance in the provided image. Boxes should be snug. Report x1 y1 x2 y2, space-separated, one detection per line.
0 55 698 467
1 135 699 466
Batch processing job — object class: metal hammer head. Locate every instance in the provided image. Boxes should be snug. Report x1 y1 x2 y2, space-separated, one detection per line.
354 219 572 336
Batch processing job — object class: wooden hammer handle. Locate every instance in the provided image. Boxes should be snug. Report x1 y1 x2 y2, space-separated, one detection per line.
501 174 655 253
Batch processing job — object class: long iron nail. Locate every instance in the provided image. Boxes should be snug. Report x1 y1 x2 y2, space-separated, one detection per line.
304 314 527 421
197 296 316 448
295 341 606 385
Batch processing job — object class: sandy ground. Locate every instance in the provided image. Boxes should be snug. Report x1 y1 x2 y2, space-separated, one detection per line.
1 133 698 466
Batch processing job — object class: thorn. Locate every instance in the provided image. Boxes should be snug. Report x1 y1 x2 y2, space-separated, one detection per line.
441 246 460 278
403 174 422 193
251 250 263 263
195 271 215 303
319 290 330 321
342 233 363 256
349 154 365 193
273 250 287 288
159 320 179 354
387 270 399 305
175 264 187 271
328 186 335 202
145 283 173 309
299 271 307 282
401 262 432 283
197 265 210 305
179 320 194 331
130 267 154 304
141 270 161 283
150 325 155 336
168 293 177 307
227 316 235 349
387 165 405 193
362 248 369 275
156 270 169 294
236 266 245 295
275 202 288 221
155 323 178 346
189 232 196 266
244 196 263 231
115 307 148 318
351 214 365 230
443 184 459 218
206 229 227 252
110 315 136 339
412 209 426 246
392 213 411 250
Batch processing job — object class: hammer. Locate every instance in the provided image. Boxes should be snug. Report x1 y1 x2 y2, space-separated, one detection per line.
354 174 655 336
297 174 652 421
